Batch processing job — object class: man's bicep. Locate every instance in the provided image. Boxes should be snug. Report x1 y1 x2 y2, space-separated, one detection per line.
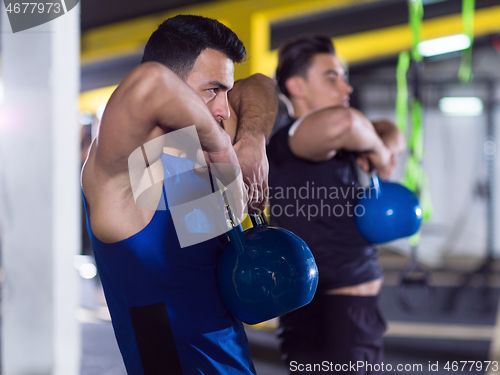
288 109 350 162
94 64 180 174
93 89 165 177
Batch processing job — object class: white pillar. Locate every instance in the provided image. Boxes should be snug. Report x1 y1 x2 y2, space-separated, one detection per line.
0 3 81 375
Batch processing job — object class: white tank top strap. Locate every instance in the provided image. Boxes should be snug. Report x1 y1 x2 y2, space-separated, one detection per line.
288 116 306 137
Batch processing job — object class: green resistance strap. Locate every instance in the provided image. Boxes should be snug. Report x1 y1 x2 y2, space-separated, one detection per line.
396 0 433 246
408 0 424 62
403 98 433 222
458 0 475 83
396 51 410 134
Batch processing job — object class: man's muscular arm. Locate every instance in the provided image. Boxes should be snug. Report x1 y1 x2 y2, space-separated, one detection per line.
357 120 406 178
82 62 244 242
288 106 392 177
222 73 278 214
94 62 235 176
372 120 406 154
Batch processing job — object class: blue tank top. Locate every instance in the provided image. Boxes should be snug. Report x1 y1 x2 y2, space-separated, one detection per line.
267 118 383 291
83 153 255 375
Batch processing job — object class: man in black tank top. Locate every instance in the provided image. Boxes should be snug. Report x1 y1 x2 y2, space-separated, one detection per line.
268 35 406 374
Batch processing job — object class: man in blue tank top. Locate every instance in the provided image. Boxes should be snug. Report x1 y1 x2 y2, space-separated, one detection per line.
81 15 277 374
268 35 406 373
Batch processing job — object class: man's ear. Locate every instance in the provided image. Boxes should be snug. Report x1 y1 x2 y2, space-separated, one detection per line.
285 76 307 99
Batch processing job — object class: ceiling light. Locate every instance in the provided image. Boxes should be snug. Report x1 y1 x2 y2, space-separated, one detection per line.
439 97 483 116
418 34 471 57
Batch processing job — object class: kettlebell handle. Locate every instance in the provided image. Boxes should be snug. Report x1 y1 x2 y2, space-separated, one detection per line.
215 175 251 256
368 161 381 197
250 212 268 227
224 203 246 255
225 211 269 256
370 172 381 197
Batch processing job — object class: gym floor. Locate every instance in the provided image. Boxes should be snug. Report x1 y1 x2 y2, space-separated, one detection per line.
79 249 499 374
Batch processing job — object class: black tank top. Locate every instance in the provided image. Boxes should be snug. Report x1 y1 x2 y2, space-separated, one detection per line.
267 118 383 291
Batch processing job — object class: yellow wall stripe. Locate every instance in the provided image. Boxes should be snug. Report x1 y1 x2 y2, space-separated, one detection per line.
79 85 117 113
81 0 378 68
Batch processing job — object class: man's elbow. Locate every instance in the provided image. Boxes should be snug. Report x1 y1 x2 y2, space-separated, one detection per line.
249 73 274 85
246 73 277 93
136 62 169 82
131 63 182 104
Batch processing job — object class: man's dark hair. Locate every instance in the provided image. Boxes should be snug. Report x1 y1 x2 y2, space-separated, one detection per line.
276 34 335 98
141 14 246 79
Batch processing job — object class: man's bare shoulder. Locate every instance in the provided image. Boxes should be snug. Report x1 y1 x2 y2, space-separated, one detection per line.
121 62 173 88
80 64 172 243
288 106 352 161
81 140 157 244
121 61 173 85
105 62 176 111
87 63 174 177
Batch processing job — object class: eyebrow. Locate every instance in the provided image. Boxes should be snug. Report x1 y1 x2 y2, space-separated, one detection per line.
206 81 232 91
323 69 343 77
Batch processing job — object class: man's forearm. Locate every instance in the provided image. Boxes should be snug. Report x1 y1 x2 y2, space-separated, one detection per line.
339 108 386 153
149 64 231 154
372 120 406 154
228 73 278 143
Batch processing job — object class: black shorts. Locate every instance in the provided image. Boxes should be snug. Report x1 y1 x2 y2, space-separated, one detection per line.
278 294 387 374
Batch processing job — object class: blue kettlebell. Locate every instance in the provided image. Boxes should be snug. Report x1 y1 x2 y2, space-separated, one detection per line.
216 213 318 325
354 172 422 244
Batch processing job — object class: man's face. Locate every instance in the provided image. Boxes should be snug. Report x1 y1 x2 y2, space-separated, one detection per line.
300 53 353 111
186 48 235 123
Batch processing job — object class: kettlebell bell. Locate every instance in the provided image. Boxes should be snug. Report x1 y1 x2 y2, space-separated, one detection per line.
216 212 318 325
354 172 422 244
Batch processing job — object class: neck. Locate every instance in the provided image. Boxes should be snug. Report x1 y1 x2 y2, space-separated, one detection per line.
290 98 311 119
